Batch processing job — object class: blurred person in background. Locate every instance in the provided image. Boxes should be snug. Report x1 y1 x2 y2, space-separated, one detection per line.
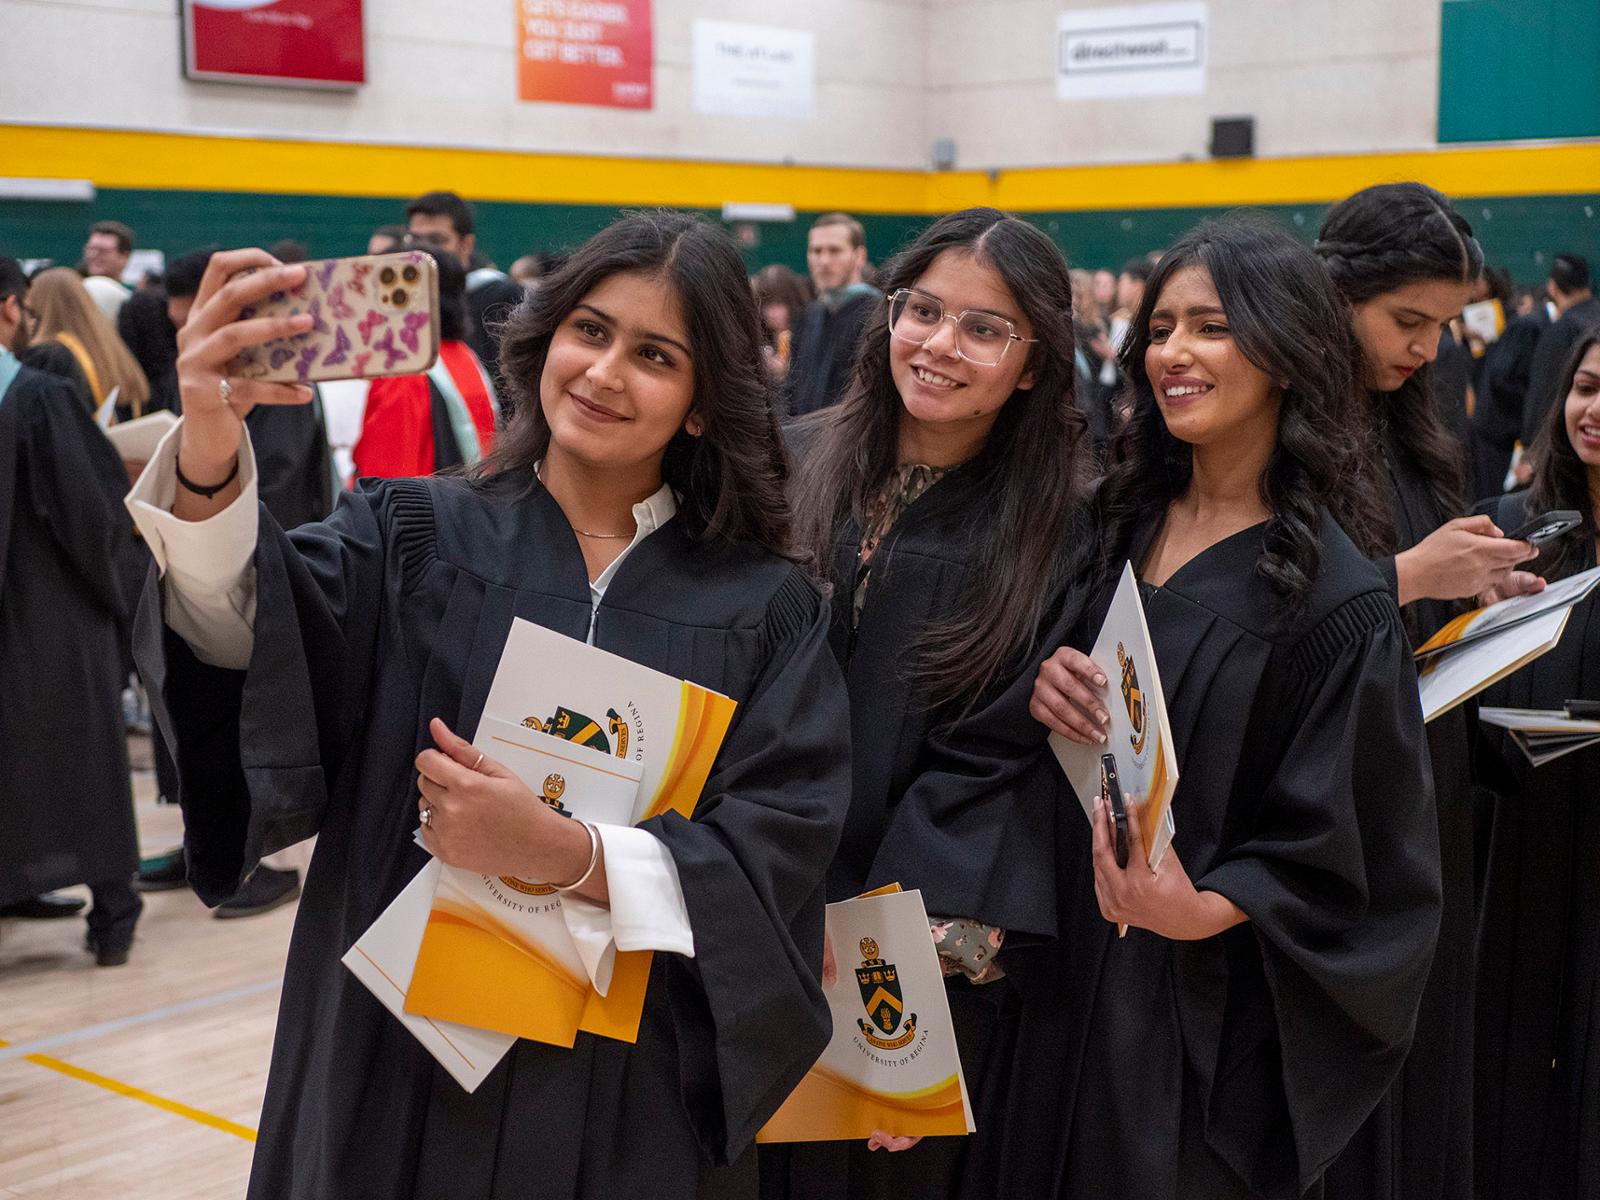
0 256 143 963
24 266 149 418
117 273 181 416
1467 266 1543 496
510 250 559 288
354 249 497 477
787 212 881 417
405 190 522 385
81 219 134 321
1090 266 1116 323
752 263 812 380
368 224 408 255
269 239 309 264
1068 267 1114 444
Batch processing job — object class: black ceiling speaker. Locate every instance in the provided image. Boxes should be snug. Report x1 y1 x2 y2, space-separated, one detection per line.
1210 116 1255 159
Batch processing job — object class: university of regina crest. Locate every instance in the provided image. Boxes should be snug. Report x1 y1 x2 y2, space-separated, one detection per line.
1117 642 1148 757
521 705 630 760
855 937 918 1051
498 699 626 897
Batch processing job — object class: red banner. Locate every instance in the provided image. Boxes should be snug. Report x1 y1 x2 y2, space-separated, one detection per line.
517 0 653 110
184 0 365 88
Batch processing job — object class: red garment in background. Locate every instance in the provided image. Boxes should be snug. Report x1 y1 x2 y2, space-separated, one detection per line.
352 340 496 478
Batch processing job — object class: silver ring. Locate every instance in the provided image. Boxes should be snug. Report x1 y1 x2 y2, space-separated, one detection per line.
218 377 234 404
419 805 433 828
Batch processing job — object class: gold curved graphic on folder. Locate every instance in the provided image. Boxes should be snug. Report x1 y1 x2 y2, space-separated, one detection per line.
643 683 738 821
757 1068 969 1143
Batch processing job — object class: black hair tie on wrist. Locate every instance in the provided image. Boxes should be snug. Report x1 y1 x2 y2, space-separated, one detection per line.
174 451 240 499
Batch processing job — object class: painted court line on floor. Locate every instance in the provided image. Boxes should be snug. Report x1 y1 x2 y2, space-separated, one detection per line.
0 976 282 1064
0 1046 258 1142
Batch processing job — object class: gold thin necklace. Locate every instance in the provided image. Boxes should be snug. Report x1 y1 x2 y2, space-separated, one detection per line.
537 465 637 540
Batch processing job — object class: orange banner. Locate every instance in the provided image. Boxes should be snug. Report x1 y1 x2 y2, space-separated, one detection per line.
517 0 653 109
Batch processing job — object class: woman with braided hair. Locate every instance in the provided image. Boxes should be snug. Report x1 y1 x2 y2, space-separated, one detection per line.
1315 182 1542 1200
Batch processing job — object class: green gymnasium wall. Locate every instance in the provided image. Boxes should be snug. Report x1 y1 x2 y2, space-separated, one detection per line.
1440 0 1600 143
3 187 1597 288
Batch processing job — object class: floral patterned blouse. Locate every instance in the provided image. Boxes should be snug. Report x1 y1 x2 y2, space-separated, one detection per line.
853 462 1007 984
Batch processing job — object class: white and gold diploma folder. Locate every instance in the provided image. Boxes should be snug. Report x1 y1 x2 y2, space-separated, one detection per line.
759 887 974 1143
1047 561 1178 870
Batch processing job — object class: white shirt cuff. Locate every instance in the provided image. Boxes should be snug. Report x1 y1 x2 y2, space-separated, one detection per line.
124 417 261 670
558 823 695 997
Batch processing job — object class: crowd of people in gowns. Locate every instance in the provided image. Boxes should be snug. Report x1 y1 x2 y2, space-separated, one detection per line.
3 175 1599 1200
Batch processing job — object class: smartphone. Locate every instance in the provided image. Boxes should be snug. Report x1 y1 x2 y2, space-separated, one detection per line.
1564 699 1600 719
228 251 441 386
1100 753 1130 869
1506 510 1583 547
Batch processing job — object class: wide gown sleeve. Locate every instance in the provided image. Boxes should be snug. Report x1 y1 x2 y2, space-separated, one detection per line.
135 476 398 904
643 570 852 1165
862 654 1064 939
1192 590 1442 1195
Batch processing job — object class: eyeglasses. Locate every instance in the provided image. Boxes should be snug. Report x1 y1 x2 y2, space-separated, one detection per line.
887 287 1037 367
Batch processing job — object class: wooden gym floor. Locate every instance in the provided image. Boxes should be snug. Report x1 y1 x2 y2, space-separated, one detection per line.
0 734 290 1198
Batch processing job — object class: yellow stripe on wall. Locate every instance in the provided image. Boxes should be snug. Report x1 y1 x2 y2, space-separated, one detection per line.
4 124 1599 214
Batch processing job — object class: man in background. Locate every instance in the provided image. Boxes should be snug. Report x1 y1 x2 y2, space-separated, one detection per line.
786 212 880 417
406 190 522 389
81 219 135 320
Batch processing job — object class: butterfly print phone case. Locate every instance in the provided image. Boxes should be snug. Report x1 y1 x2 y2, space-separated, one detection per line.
228 250 440 385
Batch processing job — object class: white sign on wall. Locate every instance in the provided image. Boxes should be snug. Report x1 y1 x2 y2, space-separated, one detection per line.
1057 2 1207 100
693 20 816 120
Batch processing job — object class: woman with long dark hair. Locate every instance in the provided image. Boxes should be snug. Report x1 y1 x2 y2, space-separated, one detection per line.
1314 182 1538 1200
125 211 851 1200
764 207 1092 1198
1021 214 1441 1198
1473 331 1600 1200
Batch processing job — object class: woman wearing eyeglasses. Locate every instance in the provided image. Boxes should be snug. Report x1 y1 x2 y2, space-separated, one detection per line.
761 208 1094 1200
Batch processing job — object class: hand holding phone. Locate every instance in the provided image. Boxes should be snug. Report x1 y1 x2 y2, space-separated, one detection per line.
227 251 441 386
1506 510 1583 548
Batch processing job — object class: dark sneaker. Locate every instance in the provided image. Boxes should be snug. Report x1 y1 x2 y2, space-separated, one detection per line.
136 847 188 892
0 892 88 919
84 928 132 967
214 867 300 919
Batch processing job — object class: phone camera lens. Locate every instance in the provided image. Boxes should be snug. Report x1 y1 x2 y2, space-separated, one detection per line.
392 288 409 306
402 265 419 283
380 267 396 285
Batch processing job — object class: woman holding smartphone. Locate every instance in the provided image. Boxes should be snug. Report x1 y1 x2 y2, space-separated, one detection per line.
1473 332 1600 1200
765 207 1092 1199
1314 183 1537 1200
126 214 851 1200
1021 215 1441 1198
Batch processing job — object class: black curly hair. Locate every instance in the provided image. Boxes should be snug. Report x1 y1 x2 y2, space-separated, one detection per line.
1317 183 1483 540
485 210 794 558
1099 212 1379 610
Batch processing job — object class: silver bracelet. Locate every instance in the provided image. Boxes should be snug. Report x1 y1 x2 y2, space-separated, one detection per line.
553 820 601 893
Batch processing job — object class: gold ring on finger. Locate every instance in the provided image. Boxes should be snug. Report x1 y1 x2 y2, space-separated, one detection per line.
218 377 234 405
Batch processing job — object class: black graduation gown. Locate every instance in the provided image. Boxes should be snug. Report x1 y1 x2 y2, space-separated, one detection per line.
135 466 853 1200
1472 492 1600 1200
996 512 1440 1200
1326 433 1477 1200
0 365 139 903
784 291 879 419
759 461 1076 1200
